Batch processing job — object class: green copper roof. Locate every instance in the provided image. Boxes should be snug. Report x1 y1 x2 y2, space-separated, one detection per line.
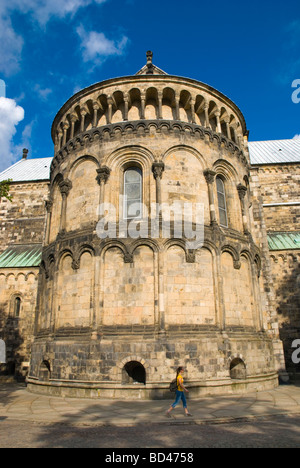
0 244 42 268
267 232 300 251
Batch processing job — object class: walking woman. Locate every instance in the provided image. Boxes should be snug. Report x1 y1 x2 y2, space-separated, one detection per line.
166 366 192 417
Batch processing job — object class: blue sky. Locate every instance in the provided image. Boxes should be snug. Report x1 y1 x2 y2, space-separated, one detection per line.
0 0 299 171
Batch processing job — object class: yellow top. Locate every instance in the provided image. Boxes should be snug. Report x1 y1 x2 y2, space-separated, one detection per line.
177 374 184 391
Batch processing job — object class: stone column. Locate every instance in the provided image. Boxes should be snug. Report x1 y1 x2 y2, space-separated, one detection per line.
158 250 166 335
93 102 100 128
45 199 53 246
250 261 264 331
204 102 210 128
59 179 72 233
152 162 165 206
224 117 231 139
190 98 196 124
80 108 87 133
204 169 218 226
237 184 250 235
140 92 146 120
107 97 113 124
158 91 163 119
96 166 111 220
62 122 69 146
175 92 180 120
152 161 165 335
124 94 129 121
152 161 165 234
70 114 78 139
215 109 221 133
57 130 63 151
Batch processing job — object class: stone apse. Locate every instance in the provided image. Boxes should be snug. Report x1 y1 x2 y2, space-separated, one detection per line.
28 54 285 398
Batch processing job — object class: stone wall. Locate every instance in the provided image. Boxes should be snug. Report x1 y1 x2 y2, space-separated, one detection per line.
0 268 39 377
254 163 300 379
258 163 300 232
0 181 49 253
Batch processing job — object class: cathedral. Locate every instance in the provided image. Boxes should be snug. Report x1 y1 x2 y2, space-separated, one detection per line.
0 53 299 398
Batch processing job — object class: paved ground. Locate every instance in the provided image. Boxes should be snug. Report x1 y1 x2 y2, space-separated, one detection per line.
0 383 300 447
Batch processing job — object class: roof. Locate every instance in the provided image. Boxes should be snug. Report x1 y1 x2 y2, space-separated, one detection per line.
267 232 300 251
0 244 42 268
135 50 168 76
248 139 300 165
0 157 52 182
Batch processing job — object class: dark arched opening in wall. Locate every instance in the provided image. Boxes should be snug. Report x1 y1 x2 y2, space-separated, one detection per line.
122 361 146 385
0 339 6 375
230 358 247 380
39 360 51 381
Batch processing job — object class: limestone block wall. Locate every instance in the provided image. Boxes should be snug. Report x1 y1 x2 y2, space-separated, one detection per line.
0 268 39 376
253 163 300 378
257 163 300 232
269 251 300 377
0 181 49 254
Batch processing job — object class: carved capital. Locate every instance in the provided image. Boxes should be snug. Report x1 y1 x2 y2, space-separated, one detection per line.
203 169 217 185
237 183 247 200
186 250 196 263
45 198 53 213
92 101 100 111
96 166 111 185
59 179 72 196
72 259 80 270
70 113 78 123
80 107 88 117
124 252 133 264
152 161 165 180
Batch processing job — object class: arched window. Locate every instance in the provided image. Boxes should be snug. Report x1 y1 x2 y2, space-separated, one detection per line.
124 167 142 219
216 177 228 227
14 297 21 318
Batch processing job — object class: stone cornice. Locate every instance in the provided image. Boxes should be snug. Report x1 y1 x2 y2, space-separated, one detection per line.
50 120 249 179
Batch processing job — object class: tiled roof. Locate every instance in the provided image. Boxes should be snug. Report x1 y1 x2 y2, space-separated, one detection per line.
0 244 42 268
248 139 300 165
0 157 52 182
267 232 300 251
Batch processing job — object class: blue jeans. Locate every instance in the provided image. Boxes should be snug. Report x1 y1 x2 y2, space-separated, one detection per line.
171 390 187 409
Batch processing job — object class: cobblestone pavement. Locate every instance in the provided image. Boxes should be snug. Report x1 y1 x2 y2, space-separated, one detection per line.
0 416 300 448
0 383 300 447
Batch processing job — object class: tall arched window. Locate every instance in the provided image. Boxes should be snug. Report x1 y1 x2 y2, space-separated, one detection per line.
14 297 21 318
124 167 142 219
216 177 228 227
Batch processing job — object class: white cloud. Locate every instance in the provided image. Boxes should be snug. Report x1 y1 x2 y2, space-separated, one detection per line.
0 97 25 172
77 25 129 65
34 84 53 101
0 16 23 76
293 134 300 139
1 0 108 26
0 0 108 75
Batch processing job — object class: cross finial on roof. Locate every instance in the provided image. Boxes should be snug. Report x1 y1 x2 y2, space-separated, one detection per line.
146 51 154 75
135 51 168 76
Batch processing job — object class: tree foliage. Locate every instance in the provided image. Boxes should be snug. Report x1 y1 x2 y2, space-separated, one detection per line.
0 179 13 201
